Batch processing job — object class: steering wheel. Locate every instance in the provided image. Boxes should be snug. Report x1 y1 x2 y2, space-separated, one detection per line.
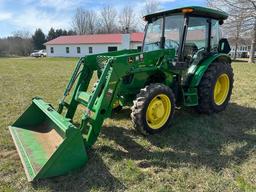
145 41 161 46
192 47 205 59
165 39 179 50
143 41 161 51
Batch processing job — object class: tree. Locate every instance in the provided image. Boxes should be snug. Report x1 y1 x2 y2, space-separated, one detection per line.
55 29 64 37
85 10 98 34
0 35 33 56
12 32 33 56
208 0 256 63
99 5 117 33
142 0 161 15
119 6 137 33
12 30 31 39
137 0 161 31
32 29 46 50
72 8 87 35
67 30 76 35
72 8 98 35
47 28 56 41
225 14 246 59
47 28 71 41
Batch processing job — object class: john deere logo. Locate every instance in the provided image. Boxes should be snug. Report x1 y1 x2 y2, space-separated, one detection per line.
128 57 134 64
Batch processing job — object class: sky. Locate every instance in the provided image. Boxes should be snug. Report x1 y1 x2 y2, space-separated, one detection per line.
0 0 205 37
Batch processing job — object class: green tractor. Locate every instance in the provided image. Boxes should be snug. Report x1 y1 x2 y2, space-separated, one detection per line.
9 6 233 181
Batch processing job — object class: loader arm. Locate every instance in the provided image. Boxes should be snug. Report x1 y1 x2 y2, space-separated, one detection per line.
58 54 135 148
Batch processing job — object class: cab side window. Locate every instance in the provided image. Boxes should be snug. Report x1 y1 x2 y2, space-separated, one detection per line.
211 19 221 52
184 17 209 63
164 15 184 55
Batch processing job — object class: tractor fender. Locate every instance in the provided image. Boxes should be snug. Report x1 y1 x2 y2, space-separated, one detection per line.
189 53 231 87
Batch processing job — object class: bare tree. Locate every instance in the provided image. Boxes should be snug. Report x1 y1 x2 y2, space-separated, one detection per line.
119 6 137 33
249 19 256 63
142 0 161 15
208 0 256 63
12 30 31 39
224 15 246 59
72 8 99 35
0 36 33 56
85 10 98 34
136 0 161 31
0 39 8 56
99 5 117 33
12 31 33 56
72 8 87 35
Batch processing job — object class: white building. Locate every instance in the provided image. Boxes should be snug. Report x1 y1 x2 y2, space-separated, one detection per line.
228 38 255 58
230 45 251 58
44 33 144 57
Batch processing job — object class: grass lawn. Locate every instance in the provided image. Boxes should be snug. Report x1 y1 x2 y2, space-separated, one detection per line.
0 57 255 192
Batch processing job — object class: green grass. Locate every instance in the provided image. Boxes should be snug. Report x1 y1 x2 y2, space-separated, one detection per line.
0 57 255 192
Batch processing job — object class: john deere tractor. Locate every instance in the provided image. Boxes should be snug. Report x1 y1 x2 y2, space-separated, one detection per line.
9 6 233 181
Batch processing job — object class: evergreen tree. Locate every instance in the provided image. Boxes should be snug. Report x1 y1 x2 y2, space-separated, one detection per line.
67 30 76 35
47 28 56 41
55 29 63 37
32 29 46 50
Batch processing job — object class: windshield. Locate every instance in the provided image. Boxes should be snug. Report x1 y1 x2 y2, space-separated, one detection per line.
143 17 163 52
143 15 185 53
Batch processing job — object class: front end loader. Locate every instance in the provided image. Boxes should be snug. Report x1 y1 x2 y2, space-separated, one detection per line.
9 6 234 181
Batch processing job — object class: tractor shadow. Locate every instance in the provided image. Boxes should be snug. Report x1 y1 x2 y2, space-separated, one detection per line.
100 103 256 171
32 152 126 192
31 103 256 191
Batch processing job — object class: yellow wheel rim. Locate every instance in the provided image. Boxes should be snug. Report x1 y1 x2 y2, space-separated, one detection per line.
146 94 171 129
214 74 230 106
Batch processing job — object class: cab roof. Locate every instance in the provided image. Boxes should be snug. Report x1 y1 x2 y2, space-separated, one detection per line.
144 6 228 21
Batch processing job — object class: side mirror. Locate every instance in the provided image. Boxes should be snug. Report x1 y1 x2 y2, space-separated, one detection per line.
218 38 231 54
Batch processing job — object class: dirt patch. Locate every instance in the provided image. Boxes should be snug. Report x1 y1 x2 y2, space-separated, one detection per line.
33 122 63 157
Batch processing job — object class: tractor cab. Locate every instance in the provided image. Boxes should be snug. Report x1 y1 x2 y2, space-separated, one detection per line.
143 6 230 67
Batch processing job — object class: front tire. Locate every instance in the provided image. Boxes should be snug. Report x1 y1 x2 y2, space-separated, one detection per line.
197 61 234 114
131 83 175 135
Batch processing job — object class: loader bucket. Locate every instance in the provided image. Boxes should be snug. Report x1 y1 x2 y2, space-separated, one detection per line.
9 98 88 181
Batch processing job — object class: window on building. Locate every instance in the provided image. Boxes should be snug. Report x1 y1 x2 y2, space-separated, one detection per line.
108 46 118 52
89 47 93 54
66 47 69 54
77 47 81 54
50 47 54 53
137 46 142 51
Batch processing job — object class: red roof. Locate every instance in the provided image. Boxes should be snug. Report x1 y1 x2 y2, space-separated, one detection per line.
45 33 144 45
131 32 144 42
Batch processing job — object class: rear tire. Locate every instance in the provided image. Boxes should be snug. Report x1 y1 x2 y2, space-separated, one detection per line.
197 61 234 114
131 83 175 135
